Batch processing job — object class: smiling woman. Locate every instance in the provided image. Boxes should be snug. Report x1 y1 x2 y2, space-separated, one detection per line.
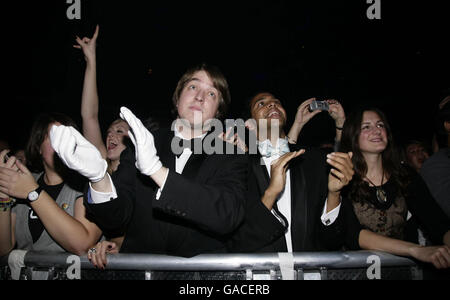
333 107 450 269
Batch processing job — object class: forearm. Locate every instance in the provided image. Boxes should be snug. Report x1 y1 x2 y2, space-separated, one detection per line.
32 194 99 255
91 174 113 193
81 61 99 120
0 211 13 256
326 191 341 213
261 188 279 211
287 123 304 144
150 167 169 188
81 61 106 157
359 229 419 257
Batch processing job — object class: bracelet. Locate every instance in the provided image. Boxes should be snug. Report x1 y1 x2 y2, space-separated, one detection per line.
336 126 344 131
0 197 15 212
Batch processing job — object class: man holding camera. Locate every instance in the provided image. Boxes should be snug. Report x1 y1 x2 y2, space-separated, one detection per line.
228 92 354 252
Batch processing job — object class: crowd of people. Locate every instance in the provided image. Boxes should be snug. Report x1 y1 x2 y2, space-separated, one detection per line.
1 26 449 277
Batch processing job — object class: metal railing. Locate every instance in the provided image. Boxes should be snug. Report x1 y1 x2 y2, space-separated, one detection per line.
0 250 424 280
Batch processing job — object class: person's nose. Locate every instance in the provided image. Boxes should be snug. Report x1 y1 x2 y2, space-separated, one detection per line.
195 90 205 102
267 101 276 109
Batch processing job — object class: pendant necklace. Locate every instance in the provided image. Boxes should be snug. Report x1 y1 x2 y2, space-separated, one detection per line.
365 170 387 203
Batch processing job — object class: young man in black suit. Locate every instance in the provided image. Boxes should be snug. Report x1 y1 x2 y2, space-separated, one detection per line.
228 92 354 252
50 64 248 258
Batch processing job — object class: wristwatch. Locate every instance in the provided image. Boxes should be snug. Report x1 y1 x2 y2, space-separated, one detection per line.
27 186 44 202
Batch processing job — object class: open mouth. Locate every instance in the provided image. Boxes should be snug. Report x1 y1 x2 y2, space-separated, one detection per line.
108 142 118 151
267 110 281 118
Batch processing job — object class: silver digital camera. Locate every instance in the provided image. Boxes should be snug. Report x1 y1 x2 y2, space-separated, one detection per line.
309 100 329 112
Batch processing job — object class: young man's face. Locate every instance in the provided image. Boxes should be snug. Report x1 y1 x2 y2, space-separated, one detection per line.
250 92 287 129
176 70 220 127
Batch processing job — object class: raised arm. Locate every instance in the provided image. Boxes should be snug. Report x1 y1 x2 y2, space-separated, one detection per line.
326 99 346 143
287 98 321 144
74 25 107 158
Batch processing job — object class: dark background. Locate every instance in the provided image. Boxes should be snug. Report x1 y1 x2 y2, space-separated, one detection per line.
3 0 450 151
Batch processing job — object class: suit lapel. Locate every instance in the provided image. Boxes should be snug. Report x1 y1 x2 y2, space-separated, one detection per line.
157 128 176 171
289 157 308 251
250 154 270 195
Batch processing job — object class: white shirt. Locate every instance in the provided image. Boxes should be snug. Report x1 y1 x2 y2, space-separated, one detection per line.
259 139 341 252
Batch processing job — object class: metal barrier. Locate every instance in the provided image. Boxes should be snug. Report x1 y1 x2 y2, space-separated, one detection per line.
0 250 424 280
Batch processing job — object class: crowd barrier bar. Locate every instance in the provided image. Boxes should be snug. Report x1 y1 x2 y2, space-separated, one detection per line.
1 250 423 280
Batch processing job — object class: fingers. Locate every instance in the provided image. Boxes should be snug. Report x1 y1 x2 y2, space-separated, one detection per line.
245 119 257 132
327 152 354 181
432 247 450 269
120 107 145 144
14 160 30 175
49 124 64 153
92 25 99 41
88 241 117 270
275 150 306 169
298 98 316 110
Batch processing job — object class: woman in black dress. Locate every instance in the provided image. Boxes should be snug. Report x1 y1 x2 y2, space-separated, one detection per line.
337 107 450 269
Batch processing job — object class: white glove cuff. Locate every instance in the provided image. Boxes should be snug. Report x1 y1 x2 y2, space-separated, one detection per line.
139 159 163 176
89 160 109 183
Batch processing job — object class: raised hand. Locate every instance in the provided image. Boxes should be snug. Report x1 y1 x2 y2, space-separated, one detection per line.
50 125 108 183
294 98 322 127
0 155 38 199
327 152 354 193
326 99 346 128
74 25 99 63
119 107 162 176
270 151 305 192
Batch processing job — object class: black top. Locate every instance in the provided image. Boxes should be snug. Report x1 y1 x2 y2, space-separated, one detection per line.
335 172 450 250
28 176 64 243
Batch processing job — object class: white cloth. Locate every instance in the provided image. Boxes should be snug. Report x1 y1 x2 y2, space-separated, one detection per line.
120 107 162 176
50 125 108 183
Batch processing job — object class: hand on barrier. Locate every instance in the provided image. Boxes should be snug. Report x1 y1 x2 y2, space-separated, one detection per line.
87 240 119 270
50 125 108 182
119 107 162 176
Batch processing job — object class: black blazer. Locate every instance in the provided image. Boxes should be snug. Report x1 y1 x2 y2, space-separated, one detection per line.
228 145 343 253
84 128 248 257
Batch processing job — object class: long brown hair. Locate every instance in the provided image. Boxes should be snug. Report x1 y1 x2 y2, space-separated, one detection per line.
339 107 410 203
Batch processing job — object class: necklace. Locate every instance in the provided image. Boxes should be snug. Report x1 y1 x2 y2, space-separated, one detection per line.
365 170 387 203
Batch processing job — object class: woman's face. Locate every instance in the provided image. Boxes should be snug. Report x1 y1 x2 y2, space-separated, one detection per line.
358 111 388 155
106 120 129 161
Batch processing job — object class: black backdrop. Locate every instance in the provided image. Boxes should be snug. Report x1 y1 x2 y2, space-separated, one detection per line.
3 0 450 151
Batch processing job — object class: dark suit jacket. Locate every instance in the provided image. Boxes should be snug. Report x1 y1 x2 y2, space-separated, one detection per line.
228 145 344 253
84 128 248 257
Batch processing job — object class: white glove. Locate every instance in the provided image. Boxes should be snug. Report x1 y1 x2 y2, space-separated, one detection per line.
119 107 162 176
50 125 108 183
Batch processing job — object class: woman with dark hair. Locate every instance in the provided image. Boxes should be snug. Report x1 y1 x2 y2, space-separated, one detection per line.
0 112 102 259
335 107 450 269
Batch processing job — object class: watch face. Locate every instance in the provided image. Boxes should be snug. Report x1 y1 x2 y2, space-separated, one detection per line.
28 191 39 202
